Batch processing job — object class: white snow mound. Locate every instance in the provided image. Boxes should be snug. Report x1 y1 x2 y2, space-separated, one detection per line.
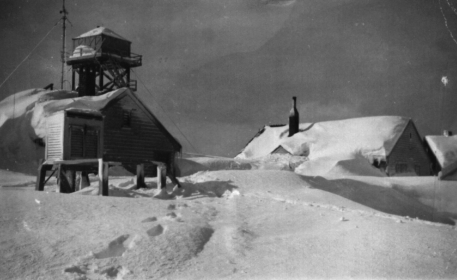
237 116 409 163
425 135 457 168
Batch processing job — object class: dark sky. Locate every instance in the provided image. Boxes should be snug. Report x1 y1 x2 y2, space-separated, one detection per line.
1 0 457 157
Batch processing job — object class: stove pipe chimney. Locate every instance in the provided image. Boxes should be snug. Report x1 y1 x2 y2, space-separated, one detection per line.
289 96 299 137
444 130 453 137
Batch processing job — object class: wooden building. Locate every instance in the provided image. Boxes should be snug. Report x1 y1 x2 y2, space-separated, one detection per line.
36 88 182 194
425 132 457 180
382 119 431 176
36 26 182 195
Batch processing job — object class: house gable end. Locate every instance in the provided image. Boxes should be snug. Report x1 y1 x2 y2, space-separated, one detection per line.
101 90 181 165
125 91 182 151
386 120 431 176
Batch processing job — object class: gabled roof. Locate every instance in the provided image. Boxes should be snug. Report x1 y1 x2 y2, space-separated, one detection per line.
117 89 182 152
44 88 181 151
75 26 130 42
236 116 412 160
425 135 457 169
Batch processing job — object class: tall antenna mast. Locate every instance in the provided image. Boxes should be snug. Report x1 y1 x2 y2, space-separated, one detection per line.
60 0 69 90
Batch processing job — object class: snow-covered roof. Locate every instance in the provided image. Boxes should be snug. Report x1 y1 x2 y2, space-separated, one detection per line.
425 135 457 169
32 88 181 151
236 116 411 161
75 27 130 42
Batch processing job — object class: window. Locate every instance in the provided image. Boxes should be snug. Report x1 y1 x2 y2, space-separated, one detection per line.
122 109 132 128
69 125 100 158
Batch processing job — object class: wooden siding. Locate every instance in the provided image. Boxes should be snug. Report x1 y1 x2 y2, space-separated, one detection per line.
386 121 431 176
102 95 178 167
73 35 130 57
63 116 103 160
45 113 64 161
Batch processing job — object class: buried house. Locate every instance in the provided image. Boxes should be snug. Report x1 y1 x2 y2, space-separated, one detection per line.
425 131 457 180
237 115 432 177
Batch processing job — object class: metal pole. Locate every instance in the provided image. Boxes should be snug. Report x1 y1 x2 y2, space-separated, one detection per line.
60 0 68 90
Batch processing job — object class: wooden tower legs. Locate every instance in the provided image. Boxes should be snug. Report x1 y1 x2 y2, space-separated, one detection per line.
35 163 52 191
157 164 167 189
135 162 182 189
98 159 109 196
136 163 146 189
36 160 181 195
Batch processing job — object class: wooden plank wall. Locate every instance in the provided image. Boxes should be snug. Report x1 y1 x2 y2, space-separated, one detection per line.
102 95 177 174
387 121 431 176
45 113 64 161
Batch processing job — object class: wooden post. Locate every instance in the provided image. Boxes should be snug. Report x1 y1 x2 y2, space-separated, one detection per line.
75 171 90 191
157 164 167 189
71 69 75 91
99 65 103 92
81 171 90 188
168 175 182 189
35 161 50 191
76 171 81 191
136 163 146 189
67 170 76 193
99 159 109 196
58 165 74 193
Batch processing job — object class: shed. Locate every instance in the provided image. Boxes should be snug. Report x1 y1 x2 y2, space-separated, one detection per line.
237 116 432 176
36 87 182 194
425 134 457 180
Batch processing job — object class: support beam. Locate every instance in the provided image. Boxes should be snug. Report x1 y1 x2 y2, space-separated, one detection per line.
58 166 75 193
35 162 51 191
76 171 91 191
99 65 103 92
82 171 90 187
167 175 182 189
157 164 167 189
98 159 109 196
136 163 146 189
71 69 75 91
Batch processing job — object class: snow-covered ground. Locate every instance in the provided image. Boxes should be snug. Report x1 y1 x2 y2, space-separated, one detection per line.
2 89 457 279
2 158 457 279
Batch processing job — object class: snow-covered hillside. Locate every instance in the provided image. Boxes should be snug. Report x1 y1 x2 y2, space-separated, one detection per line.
0 88 129 174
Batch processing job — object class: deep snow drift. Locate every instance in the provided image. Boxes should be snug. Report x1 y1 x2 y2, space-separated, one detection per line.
0 88 132 174
0 88 77 173
2 166 457 279
236 116 409 161
235 116 414 177
426 135 457 168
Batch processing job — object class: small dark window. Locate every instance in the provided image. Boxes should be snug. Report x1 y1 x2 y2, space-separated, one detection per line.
122 110 132 128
